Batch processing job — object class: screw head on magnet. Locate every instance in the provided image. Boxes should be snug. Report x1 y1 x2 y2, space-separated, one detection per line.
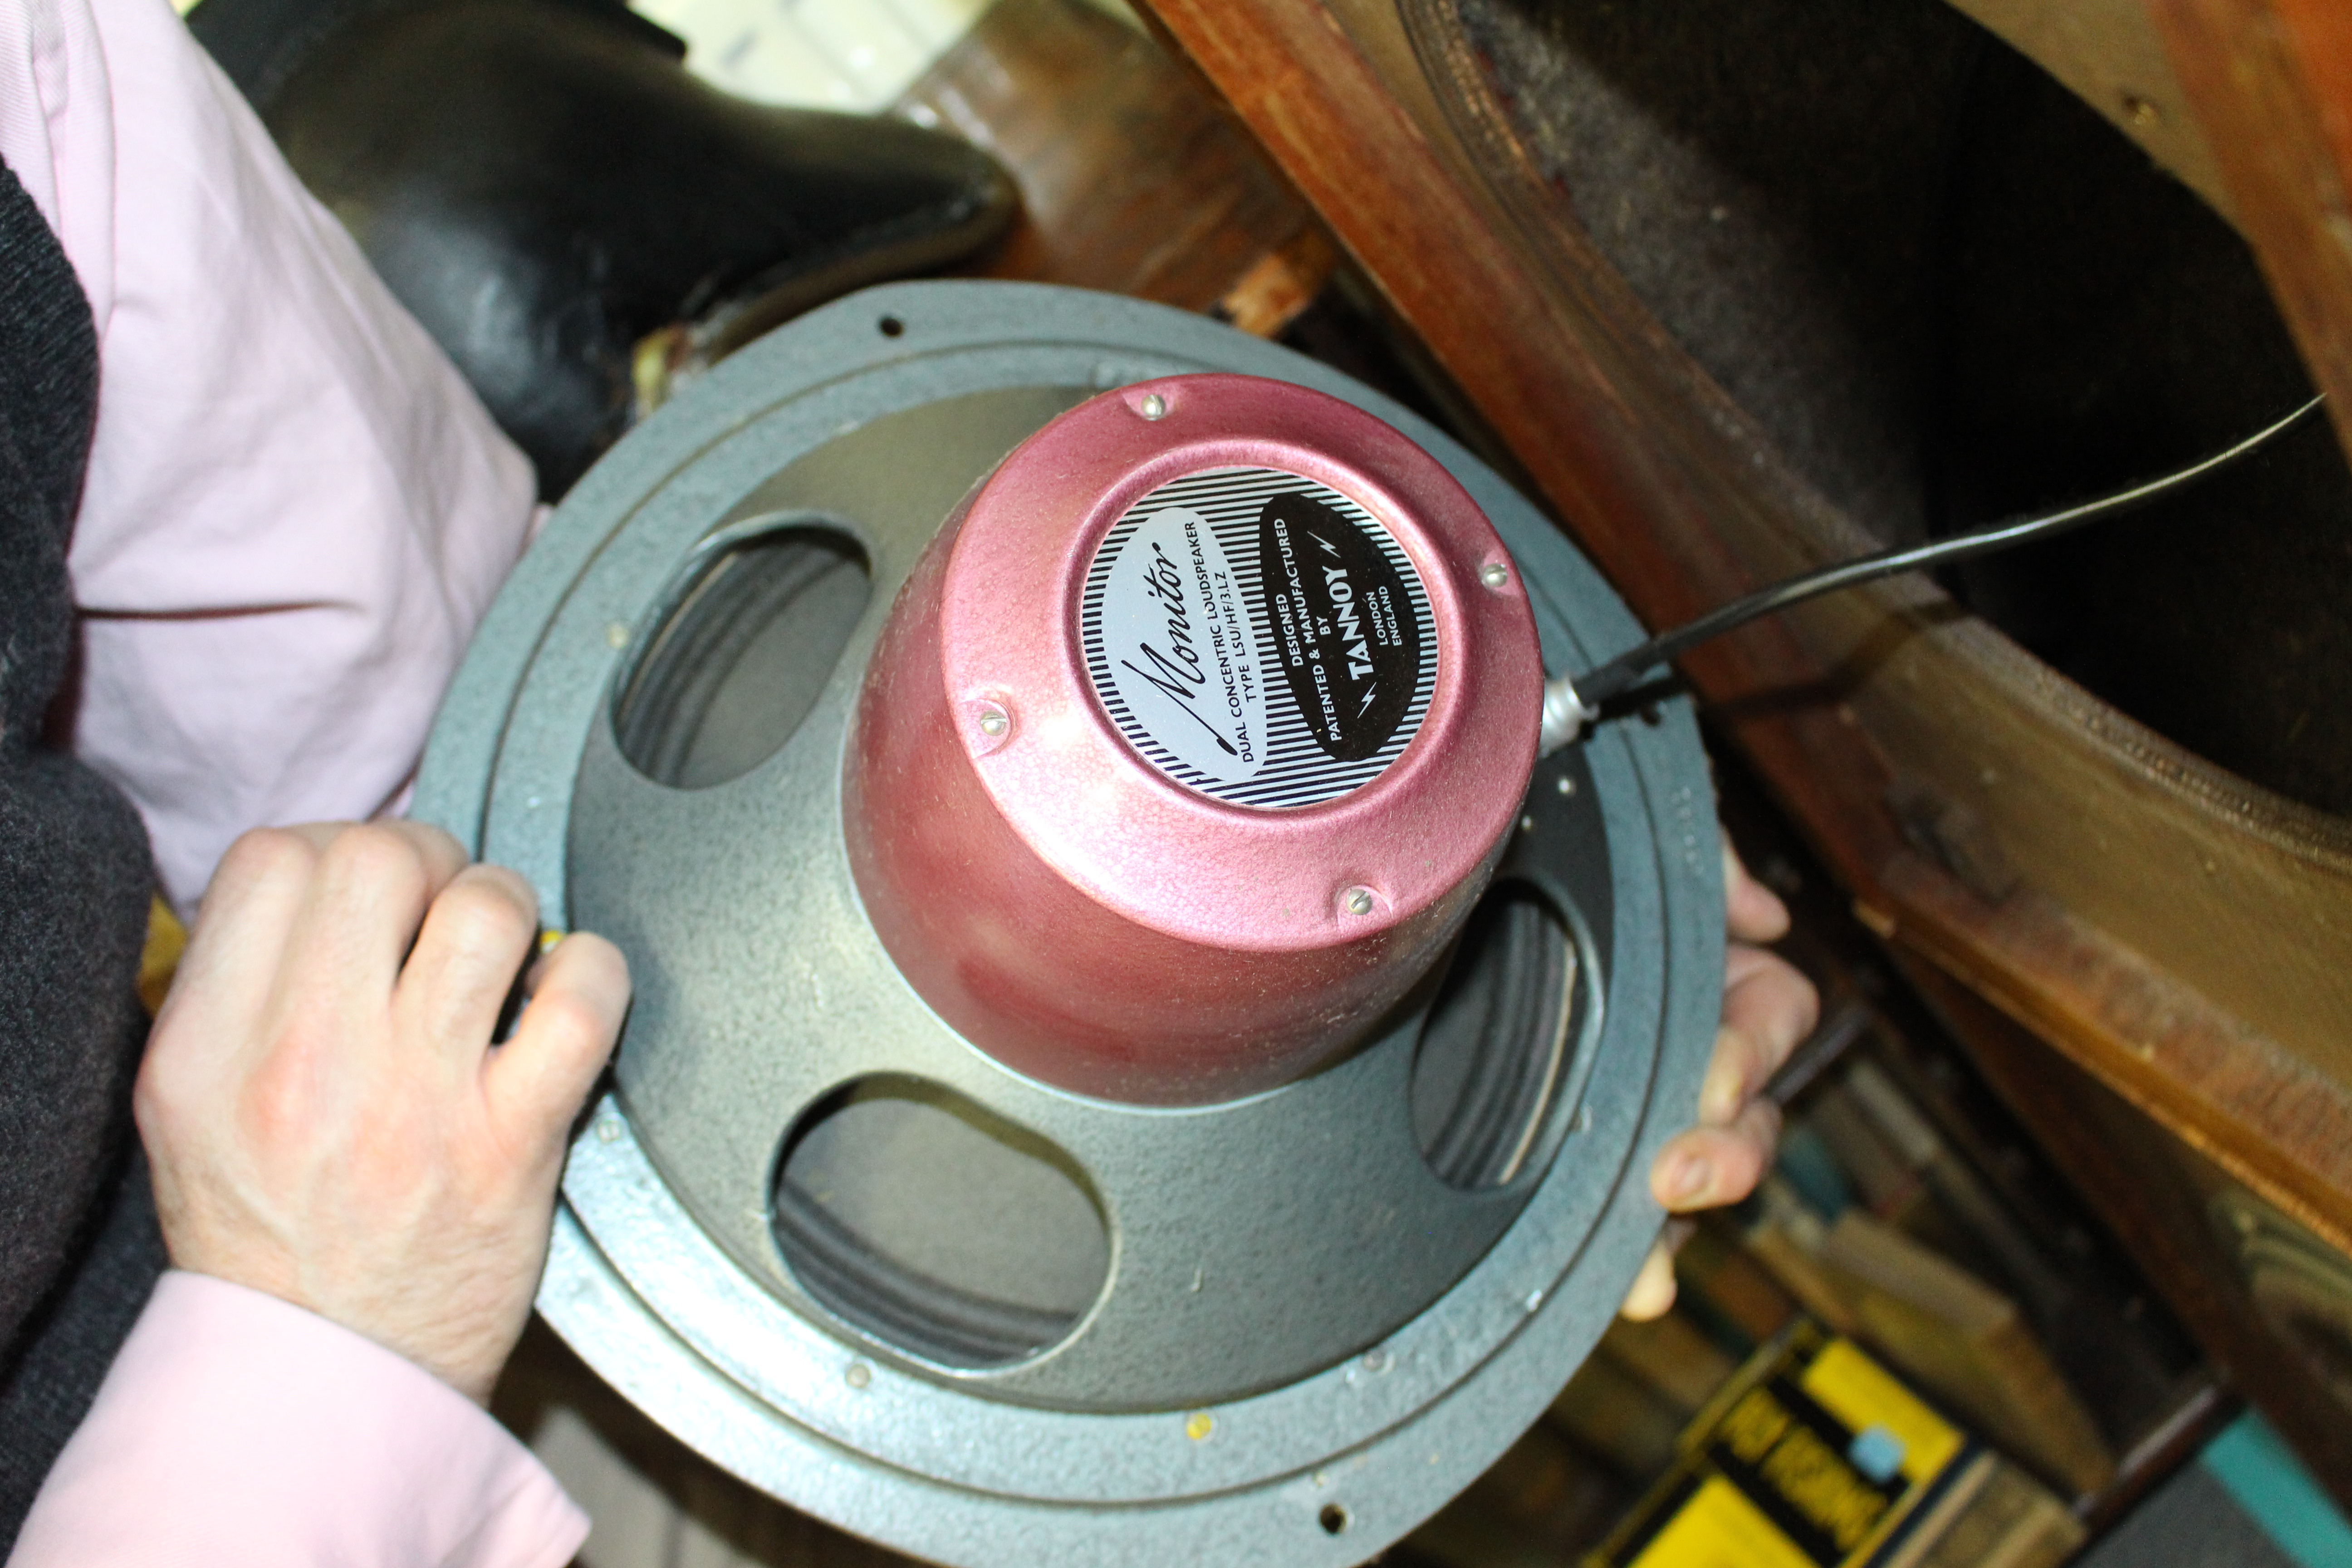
1342 887 1377 917
965 697 1017 756
1137 392 1168 421
1479 561 1511 590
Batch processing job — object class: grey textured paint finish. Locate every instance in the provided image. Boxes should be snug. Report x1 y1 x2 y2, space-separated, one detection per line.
573 523 1600 1408
413 282 1721 1567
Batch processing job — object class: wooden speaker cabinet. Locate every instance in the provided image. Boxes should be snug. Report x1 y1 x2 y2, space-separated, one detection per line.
1133 0 2352 1505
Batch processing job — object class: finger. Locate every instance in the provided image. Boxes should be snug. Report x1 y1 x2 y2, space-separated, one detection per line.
1650 1100 1782 1212
395 864 542 1073
515 927 568 1000
273 819 466 877
1620 1241 1677 1321
270 822 366 853
162 827 323 1028
277 822 472 1017
1697 946 1819 1124
1723 834 1789 945
485 933 631 1147
141 828 334 1119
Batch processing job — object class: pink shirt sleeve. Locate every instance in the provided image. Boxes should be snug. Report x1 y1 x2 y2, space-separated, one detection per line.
7 1272 587 1568
0 0 539 915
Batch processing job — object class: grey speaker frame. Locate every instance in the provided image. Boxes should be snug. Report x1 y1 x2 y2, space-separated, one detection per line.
413 281 1722 1567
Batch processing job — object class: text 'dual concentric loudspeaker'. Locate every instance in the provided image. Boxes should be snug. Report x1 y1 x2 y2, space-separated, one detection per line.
416 282 1721 1566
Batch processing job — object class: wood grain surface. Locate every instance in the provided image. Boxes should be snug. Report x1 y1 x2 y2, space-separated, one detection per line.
2151 0 2352 459
1137 0 2352 1491
1136 0 2352 1230
1899 957 2352 1511
899 0 1327 317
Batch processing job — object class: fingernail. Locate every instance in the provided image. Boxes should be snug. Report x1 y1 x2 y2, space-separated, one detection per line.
1666 1156 1713 1204
1700 1038 1744 1123
1620 1245 1677 1321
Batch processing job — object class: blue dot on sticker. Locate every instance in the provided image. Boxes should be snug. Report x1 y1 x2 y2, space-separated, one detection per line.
1849 1425 1906 1484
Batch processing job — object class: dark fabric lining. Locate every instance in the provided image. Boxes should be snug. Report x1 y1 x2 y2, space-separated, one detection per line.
0 154 165 1551
1455 0 1984 546
1455 0 2352 817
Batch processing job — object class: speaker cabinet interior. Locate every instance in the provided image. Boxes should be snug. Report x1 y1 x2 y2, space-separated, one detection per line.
1135 0 2352 1499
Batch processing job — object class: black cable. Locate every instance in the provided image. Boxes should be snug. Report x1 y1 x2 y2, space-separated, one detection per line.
1554 394 2325 726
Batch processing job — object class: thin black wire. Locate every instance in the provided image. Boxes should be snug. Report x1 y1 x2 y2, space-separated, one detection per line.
1567 395 2326 709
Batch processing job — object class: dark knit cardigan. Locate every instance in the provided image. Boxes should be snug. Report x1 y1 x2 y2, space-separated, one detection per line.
0 157 169 1548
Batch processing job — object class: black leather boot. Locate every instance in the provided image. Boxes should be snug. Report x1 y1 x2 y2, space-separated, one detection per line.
188 0 1018 495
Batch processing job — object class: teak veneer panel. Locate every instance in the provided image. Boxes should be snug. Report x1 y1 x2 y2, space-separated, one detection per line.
2152 0 2352 459
1949 0 2233 220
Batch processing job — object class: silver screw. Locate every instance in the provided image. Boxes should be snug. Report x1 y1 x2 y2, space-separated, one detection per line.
595 1117 621 1143
1361 1348 1390 1373
978 705 1009 738
1342 887 1376 916
1555 774 1576 796
845 1362 872 1389
1138 392 1168 421
1479 561 1510 590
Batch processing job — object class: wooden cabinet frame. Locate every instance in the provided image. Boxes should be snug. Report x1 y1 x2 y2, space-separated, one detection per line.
1135 0 2352 1498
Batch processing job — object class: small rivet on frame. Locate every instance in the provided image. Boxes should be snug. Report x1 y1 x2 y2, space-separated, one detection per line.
1479 561 1511 589
1138 392 1168 421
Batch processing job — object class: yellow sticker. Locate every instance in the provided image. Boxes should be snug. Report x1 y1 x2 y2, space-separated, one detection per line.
1627 1477 1822 1568
1797 1339 1962 1485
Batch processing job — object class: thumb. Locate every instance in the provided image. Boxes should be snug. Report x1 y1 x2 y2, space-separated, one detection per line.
1723 834 1790 944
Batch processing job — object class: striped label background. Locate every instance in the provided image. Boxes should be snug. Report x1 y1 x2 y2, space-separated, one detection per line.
1079 467 1438 809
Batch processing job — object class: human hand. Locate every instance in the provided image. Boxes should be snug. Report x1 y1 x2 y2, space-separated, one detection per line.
135 822 630 1404
1620 833 1819 1320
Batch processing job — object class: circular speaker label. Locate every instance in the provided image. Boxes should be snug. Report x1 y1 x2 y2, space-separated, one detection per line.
1080 467 1438 808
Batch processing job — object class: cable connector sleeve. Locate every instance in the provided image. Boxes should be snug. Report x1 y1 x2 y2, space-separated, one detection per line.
1538 674 1600 757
